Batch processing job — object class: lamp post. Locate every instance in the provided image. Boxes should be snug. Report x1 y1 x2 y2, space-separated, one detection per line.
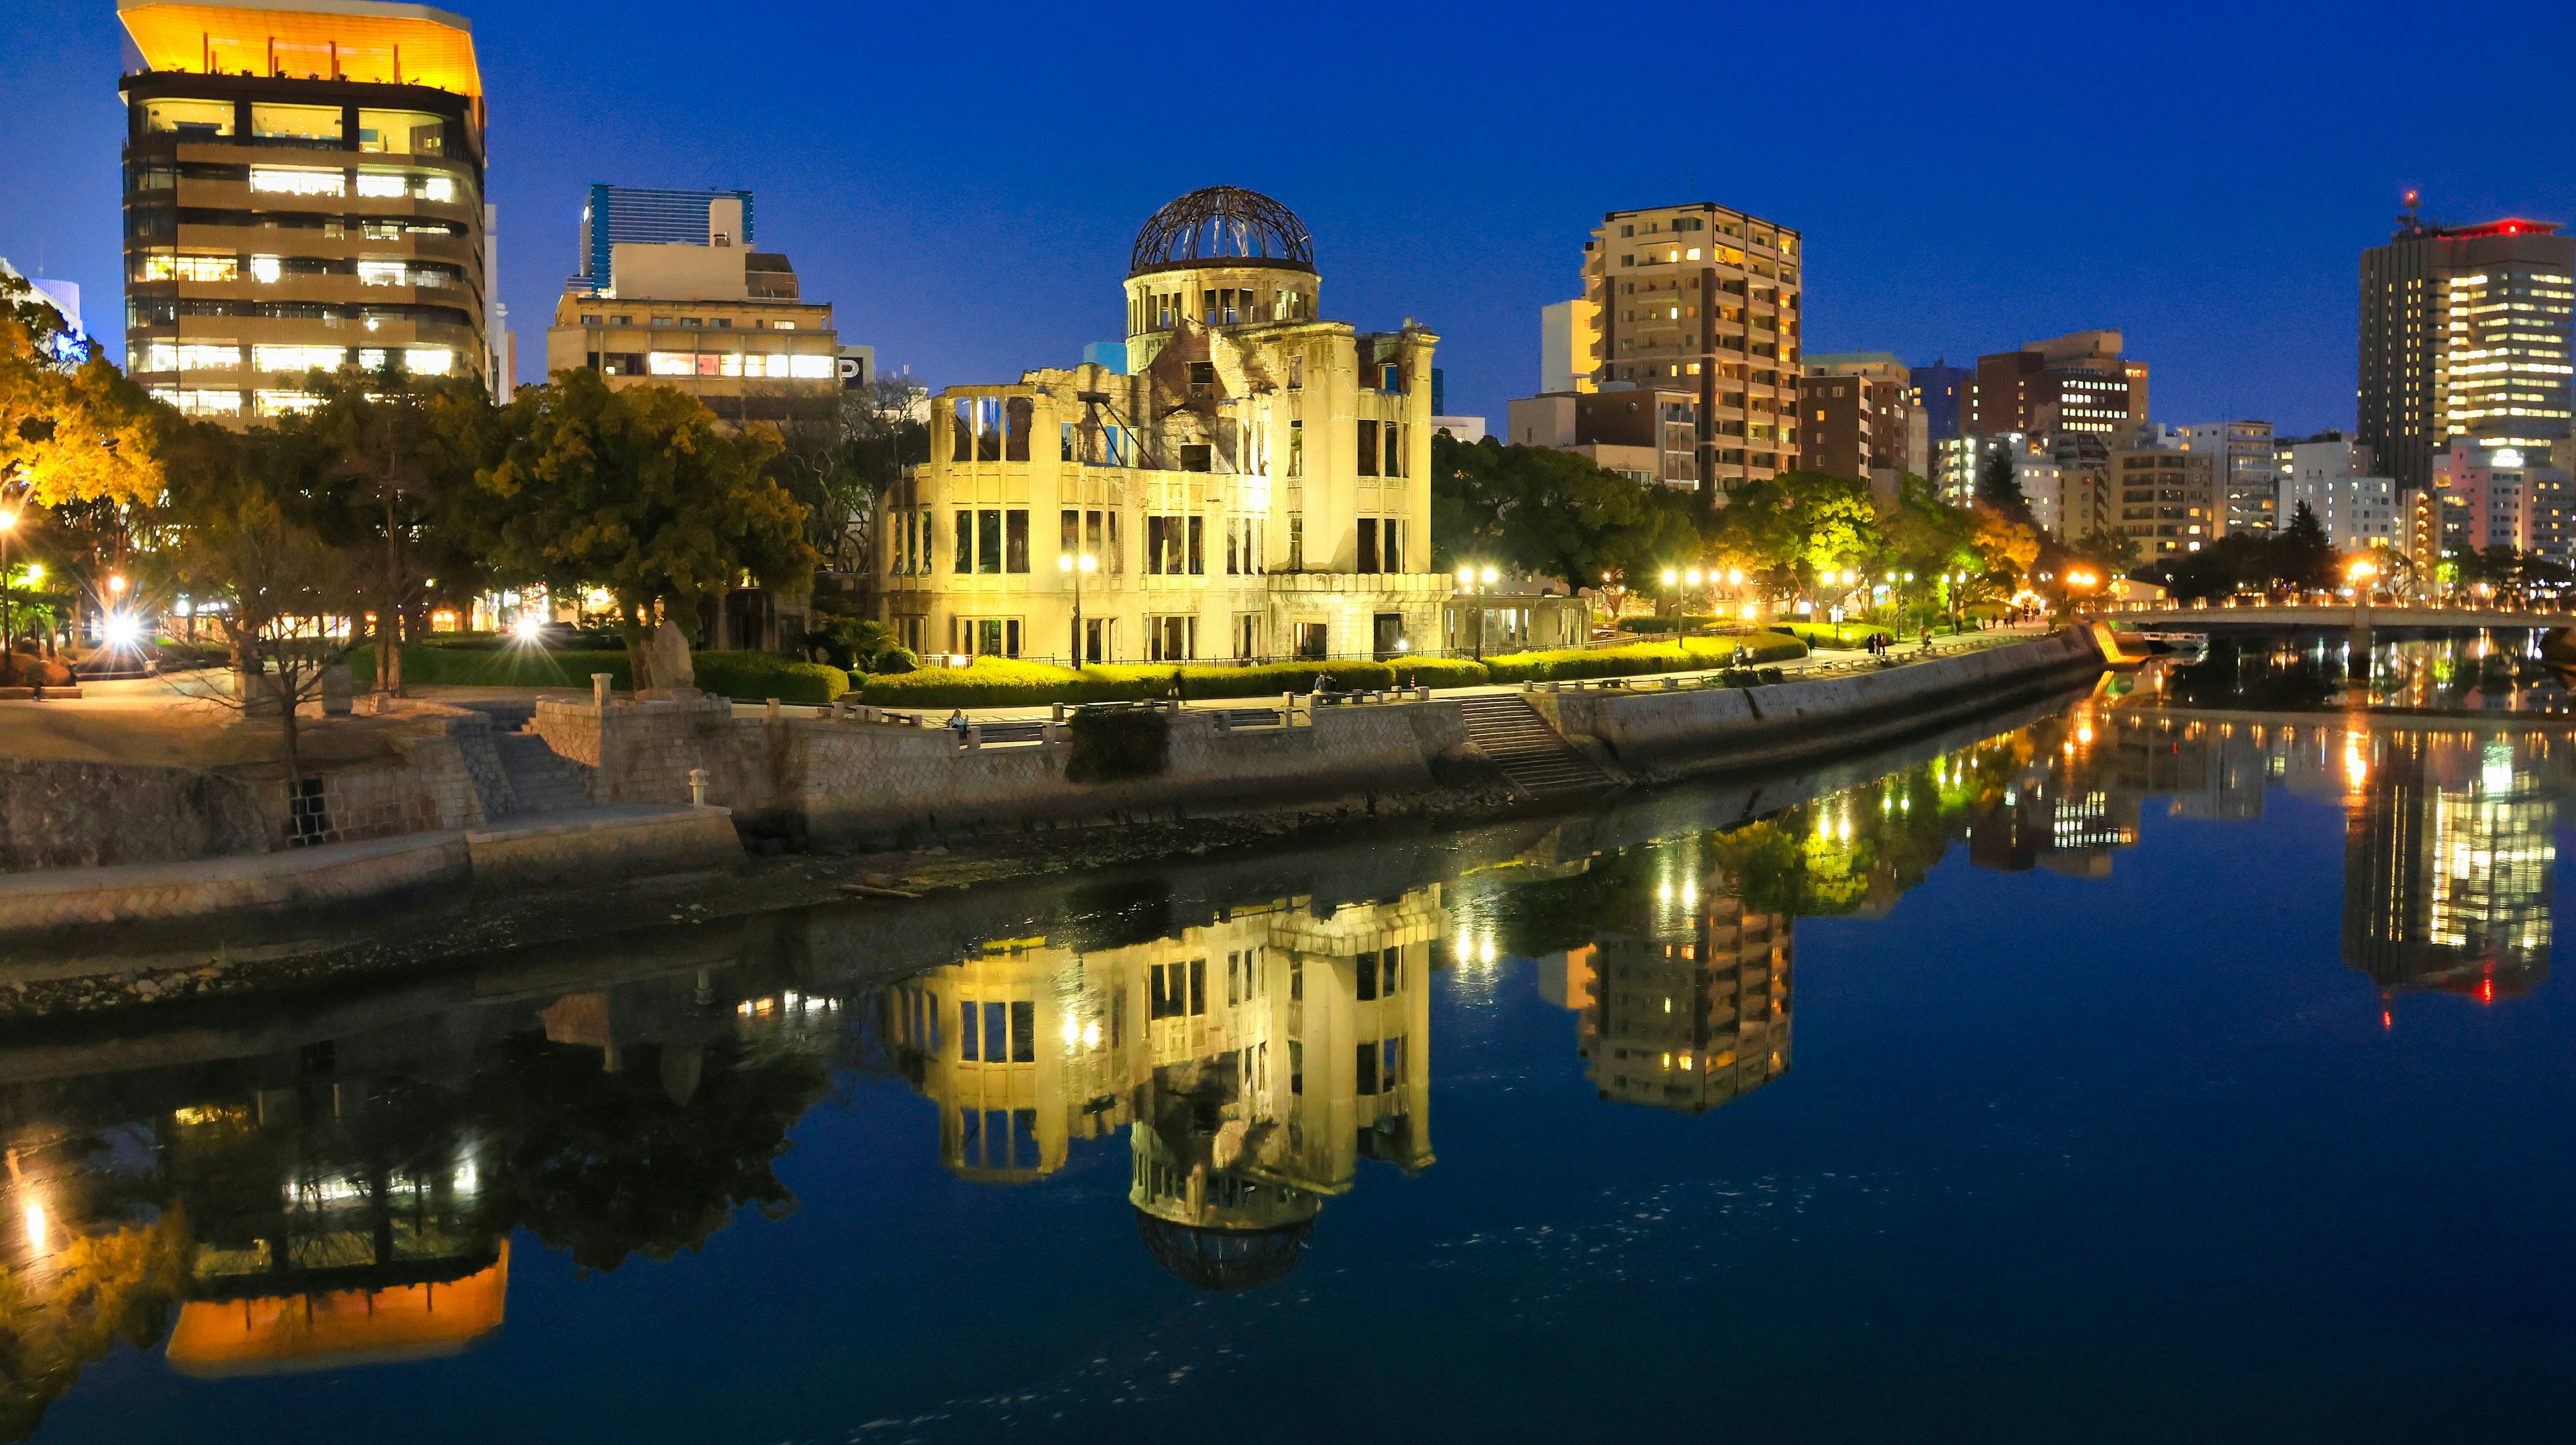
0 507 15 660
1059 551 1096 664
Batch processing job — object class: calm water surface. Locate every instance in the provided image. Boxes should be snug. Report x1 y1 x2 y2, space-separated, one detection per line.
8 643 2575 1442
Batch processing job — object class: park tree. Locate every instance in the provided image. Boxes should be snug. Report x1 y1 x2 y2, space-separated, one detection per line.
294 369 492 696
1428 433 1700 591
0 272 162 510
2274 500 2339 592
478 371 818 687
1974 446 2035 529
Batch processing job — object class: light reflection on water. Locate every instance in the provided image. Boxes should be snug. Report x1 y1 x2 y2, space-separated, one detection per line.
5 677 2575 1440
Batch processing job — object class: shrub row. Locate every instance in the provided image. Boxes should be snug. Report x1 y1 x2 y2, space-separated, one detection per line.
348 645 850 703
1481 632 1805 684
853 638 1802 708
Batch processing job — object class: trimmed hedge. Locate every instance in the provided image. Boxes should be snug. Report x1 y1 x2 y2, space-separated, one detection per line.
350 645 849 703
851 634 1806 707
1481 632 1805 684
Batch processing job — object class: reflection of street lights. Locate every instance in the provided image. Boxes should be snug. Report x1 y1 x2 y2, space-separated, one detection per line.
1059 551 1097 663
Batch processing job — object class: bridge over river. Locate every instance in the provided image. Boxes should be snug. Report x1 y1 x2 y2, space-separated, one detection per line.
2090 600 2576 646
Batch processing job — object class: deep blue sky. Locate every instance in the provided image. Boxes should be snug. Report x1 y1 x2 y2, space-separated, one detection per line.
7 0 2573 434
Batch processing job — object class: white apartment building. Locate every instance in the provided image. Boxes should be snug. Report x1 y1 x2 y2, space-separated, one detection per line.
2181 420 2277 535
2279 436 2396 551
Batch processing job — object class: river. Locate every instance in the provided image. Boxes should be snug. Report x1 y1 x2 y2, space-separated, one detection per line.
4 637 2571 1442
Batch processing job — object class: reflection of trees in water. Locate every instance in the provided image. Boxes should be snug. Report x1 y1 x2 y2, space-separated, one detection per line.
0 1212 189 1442
0 1008 838 1438
468 1034 831 1274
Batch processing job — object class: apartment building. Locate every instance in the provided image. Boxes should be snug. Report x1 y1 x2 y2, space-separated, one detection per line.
2277 434 2396 551
544 192 839 427
2360 202 2575 489
117 0 493 423
1581 203 1803 498
2108 437 2219 557
1505 387 1701 487
1800 352 1927 488
2181 419 2277 535
871 186 1445 665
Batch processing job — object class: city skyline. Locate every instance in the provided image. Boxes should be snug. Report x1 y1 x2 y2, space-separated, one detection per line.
5 0 2572 437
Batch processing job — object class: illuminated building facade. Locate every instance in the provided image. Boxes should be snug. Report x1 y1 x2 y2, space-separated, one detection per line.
2431 437 2572 560
2277 433 2397 551
871 186 1446 664
2181 419 2279 536
2109 436 2220 557
2359 207 2575 492
1582 202 1805 496
878 884 1442 1289
544 191 841 427
116 0 495 423
1967 331 2148 445
568 183 753 296
1800 352 1927 488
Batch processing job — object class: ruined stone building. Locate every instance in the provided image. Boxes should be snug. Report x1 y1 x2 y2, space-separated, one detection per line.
877 882 1443 1290
872 186 1446 663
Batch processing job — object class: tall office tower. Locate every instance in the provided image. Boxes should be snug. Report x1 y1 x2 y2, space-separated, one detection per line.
1910 358 1972 443
567 184 755 296
117 0 492 424
2359 201 2575 490
2343 730 2553 1003
1583 203 1803 500
1574 837 1792 1116
1966 331 2148 444
2181 420 2277 535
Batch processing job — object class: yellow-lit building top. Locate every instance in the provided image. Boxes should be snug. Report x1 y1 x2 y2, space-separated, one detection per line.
164 1242 509 1377
119 0 482 99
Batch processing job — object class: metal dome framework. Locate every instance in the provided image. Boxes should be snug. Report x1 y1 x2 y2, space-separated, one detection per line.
1130 186 1315 275
1136 1212 1314 1293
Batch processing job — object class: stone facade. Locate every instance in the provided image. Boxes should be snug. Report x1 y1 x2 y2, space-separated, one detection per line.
873 186 1450 667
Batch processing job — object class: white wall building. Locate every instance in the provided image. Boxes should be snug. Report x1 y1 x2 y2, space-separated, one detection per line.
2181 420 2277 535
2279 436 2396 551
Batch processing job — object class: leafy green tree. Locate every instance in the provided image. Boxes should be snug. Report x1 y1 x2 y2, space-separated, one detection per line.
1429 433 1700 590
478 372 818 686
1975 445 2035 529
0 272 163 511
2274 500 2339 591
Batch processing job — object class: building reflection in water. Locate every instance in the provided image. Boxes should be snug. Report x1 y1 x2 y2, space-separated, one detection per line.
1559 833 1792 1114
879 884 1443 1291
1963 676 2563 1013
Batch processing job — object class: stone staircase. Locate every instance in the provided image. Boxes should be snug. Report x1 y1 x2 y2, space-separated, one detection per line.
1454 695 1615 800
490 731 593 815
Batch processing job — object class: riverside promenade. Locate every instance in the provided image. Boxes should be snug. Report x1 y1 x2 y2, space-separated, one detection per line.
0 625 2096 938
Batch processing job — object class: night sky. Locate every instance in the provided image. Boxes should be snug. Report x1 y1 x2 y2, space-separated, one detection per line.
6 0 2573 436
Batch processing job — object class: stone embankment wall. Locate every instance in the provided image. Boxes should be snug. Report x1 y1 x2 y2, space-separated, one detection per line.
1530 628 2106 780
0 704 521 873
532 695 1476 847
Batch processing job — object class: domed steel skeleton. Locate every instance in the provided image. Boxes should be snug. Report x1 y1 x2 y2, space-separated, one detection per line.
1129 186 1315 274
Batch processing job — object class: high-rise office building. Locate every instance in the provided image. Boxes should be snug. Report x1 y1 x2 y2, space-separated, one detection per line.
117 0 493 424
1582 202 1803 498
1910 358 1972 443
2181 420 2277 535
568 183 755 296
1966 331 2147 444
2359 201 2575 490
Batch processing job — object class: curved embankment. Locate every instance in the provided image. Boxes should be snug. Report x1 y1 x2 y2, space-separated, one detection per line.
1527 627 2107 782
0 633 2104 939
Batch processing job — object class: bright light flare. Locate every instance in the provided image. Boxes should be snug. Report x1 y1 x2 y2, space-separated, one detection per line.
101 612 143 649
511 615 545 643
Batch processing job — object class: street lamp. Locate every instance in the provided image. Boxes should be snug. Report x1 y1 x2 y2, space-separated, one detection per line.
1060 551 1096 663
0 509 15 659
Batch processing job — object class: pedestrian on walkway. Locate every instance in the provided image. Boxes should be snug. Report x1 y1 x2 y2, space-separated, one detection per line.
947 708 969 735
